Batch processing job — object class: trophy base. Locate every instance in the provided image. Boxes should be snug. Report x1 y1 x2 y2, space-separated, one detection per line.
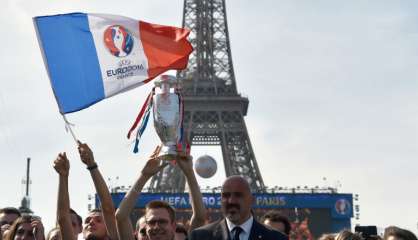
156 145 178 161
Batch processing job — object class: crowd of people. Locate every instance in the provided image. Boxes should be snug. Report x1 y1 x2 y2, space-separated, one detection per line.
0 142 417 240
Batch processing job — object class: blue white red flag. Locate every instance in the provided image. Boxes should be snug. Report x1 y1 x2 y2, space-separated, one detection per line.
33 13 192 114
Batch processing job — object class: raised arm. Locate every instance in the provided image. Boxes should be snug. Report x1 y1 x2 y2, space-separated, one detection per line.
77 141 118 240
115 146 167 240
30 217 45 240
177 155 206 231
53 152 76 240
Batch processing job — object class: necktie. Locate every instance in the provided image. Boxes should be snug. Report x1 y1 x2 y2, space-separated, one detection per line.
233 226 243 240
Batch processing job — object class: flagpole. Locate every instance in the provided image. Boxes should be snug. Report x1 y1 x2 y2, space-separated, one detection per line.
62 114 78 144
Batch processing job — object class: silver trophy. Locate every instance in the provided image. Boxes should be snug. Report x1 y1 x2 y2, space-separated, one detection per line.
153 74 182 161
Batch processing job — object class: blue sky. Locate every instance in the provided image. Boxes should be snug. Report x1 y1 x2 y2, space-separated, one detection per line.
0 0 417 235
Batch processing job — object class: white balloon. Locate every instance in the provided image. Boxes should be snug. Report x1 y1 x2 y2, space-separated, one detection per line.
194 155 217 178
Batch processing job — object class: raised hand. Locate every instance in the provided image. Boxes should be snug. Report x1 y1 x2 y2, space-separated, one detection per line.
175 151 206 230
77 141 96 167
1 223 11 237
141 145 168 179
176 152 193 175
31 217 45 240
53 152 70 176
77 141 118 240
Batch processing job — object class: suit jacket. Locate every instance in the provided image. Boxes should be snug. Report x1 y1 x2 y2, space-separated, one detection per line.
189 218 288 240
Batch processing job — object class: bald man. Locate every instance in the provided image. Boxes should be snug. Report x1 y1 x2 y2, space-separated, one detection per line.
189 176 287 240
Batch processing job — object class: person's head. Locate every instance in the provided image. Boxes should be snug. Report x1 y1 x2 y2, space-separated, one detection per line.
174 223 187 240
83 209 108 240
135 216 148 240
220 176 254 225
384 226 418 240
261 210 291 235
335 230 363 240
46 227 61 240
4 215 36 240
318 233 336 240
0 208 21 237
69 209 82 238
144 200 176 240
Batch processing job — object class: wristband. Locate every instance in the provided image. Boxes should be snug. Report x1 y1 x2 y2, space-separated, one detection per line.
87 163 98 171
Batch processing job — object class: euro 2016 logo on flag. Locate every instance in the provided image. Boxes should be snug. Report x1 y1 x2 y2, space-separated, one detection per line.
103 25 133 57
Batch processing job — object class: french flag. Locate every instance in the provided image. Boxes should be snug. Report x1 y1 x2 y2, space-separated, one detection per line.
33 13 193 114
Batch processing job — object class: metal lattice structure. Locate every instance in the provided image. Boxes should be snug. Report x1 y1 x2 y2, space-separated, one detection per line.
149 0 265 192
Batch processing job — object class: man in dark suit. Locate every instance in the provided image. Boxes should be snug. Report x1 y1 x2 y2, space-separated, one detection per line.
189 176 288 240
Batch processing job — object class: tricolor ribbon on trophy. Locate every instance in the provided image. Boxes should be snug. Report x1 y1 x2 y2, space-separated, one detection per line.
127 75 188 160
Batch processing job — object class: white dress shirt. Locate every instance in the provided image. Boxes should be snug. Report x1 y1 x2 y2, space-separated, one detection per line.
226 216 254 240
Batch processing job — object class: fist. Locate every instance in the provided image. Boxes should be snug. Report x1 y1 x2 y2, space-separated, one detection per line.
53 152 69 176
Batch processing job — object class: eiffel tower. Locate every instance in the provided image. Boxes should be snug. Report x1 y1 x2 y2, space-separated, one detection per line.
149 0 265 192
